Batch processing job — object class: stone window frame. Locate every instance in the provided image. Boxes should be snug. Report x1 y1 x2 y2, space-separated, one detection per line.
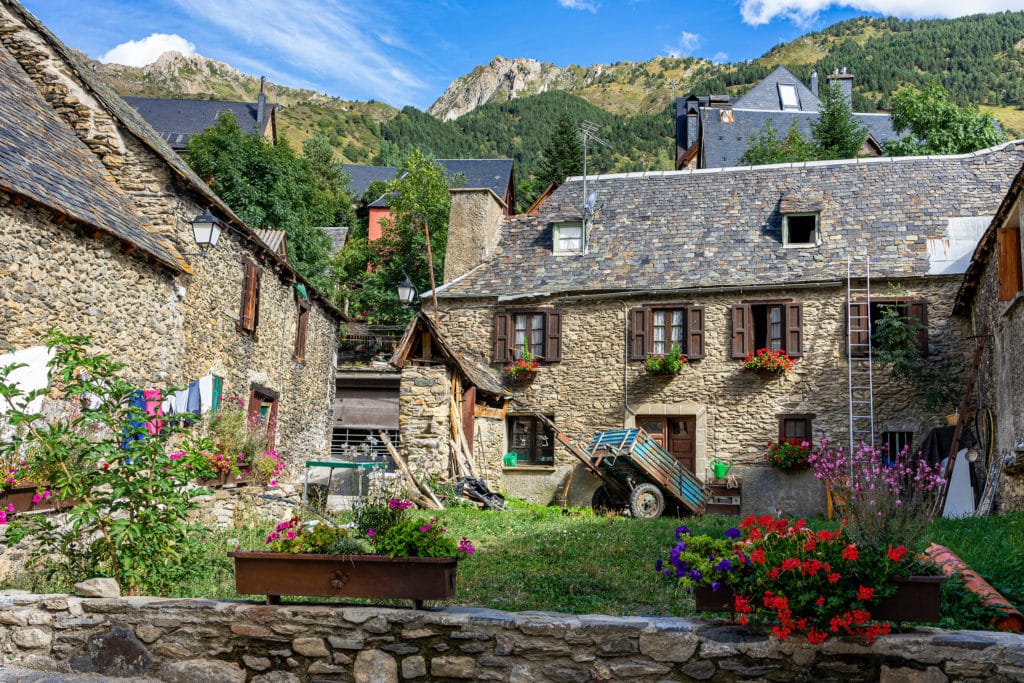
629 303 705 361
238 259 262 339
731 300 803 358
552 221 584 255
782 213 821 248
506 414 555 467
492 310 562 364
778 413 815 443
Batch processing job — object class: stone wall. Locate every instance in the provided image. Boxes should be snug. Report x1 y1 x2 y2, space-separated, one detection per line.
399 365 453 481
0 2 339 468
440 278 969 511
1 594 1023 681
444 189 505 283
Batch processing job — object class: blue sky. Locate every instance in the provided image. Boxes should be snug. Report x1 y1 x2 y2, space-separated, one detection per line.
20 1 1024 110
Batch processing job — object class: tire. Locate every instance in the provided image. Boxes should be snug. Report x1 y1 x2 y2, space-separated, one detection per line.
629 483 666 519
591 485 618 514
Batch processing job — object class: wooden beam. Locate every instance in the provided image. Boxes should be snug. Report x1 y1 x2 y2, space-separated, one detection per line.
474 404 507 419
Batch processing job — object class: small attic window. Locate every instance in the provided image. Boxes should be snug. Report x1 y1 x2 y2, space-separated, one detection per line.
778 84 799 110
553 221 583 254
783 213 820 247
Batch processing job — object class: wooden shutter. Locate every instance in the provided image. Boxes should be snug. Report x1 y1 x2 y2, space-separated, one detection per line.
266 398 278 449
545 311 562 362
294 300 310 362
629 308 648 360
731 304 751 358
252 268 261 335
492 313 510 362
998 226 1023 301
239 262 256 331
907 301 928 354
687 307 705 359
849 302 869 358
785 302 803 357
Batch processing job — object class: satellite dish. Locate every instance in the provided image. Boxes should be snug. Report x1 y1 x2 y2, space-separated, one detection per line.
584 191 598 216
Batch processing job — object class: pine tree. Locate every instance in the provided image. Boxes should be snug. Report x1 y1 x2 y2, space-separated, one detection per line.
811 82 868 160
536 118 583 188
740 120 813 166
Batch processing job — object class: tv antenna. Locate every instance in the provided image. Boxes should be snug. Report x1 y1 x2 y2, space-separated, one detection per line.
580 121 610 254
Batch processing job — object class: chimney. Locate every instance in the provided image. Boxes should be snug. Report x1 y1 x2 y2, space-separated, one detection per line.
810 70 818 97
825 67 854 108
256 76 267 132
444 188 507 282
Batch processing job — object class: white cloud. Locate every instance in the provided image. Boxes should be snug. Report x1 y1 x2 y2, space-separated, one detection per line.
100 33 195 66
740 1 1024 26
558 0 599 12
665 31 701 58
713 51 730 64
170 0 427 104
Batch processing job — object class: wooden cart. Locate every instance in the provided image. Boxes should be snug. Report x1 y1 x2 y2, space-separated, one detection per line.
536 414 708 518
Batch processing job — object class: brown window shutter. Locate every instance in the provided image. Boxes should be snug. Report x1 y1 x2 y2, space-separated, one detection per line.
785 302 803 357
849 302 869 358
908 301 928 354
545 311 562 362
492 313 510 362
252 268 261 335
629 308 648 360
731 304 751 358
998 226 1023 301
239 263 255 330
294 302 309 362
687 306 705 359
266 398 278 449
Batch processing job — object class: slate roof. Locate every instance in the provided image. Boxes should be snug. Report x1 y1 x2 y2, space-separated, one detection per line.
435 142 1024 300
0 42 183 271
123 97 274 151
733 66 820 111
345 159 514 204
6 0 344 320
699 109 899 169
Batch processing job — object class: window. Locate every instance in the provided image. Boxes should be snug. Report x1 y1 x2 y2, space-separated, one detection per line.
294 298 310 363
247 385 278 449
492 311 561 363
778 414 814 443
783 213 820 247
239 260 262 337
553 222 583 254
507 415 554 466
630 305 705 360
848 300 927 358
882 431 913 458
731 302 802 358
997 226 1022 301
778 83 799 110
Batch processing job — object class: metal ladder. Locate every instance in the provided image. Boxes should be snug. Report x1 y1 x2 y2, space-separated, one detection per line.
847 257 875 453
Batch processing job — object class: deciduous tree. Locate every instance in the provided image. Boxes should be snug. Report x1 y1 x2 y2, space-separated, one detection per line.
884 82 1005 156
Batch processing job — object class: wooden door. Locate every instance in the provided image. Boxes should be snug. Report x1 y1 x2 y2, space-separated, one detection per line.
638 415 696 473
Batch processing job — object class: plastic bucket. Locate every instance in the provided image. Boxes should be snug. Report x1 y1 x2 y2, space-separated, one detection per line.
503 452 518 467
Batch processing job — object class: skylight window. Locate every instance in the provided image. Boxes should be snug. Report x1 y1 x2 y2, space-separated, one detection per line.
778 84 799 110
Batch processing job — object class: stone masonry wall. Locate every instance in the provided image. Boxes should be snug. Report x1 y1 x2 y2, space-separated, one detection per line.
0 3 338 467
399 365 453 481
440 277 969 511
444 189 505 283
968 225 1024 512
1 593 1023 682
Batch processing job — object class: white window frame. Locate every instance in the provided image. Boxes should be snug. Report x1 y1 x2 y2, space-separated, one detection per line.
782 213 821 248
553 221 584 255
778 83 799 110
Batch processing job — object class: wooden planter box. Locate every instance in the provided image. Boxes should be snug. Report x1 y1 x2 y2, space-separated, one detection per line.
0 483 74 513
195 472 254 489
228 551 458 609
695 575 946 624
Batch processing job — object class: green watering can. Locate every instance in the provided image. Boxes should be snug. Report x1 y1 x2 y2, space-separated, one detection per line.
710 458 733 479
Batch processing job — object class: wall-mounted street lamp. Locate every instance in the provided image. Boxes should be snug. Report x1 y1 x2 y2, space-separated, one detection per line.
397 278 417 307
183 211 224 258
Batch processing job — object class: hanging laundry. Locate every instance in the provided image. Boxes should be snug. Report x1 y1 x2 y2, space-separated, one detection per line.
122 389 148 448
184 380 200 425
173 387 189 415
143 389 164 435
0 346 54 415
161 394 175 417
198 375 214 414
211 376 223 414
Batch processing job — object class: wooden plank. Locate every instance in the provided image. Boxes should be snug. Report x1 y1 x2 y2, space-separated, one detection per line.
474 404 507 419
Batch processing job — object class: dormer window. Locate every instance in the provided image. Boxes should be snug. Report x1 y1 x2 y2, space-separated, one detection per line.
553 221 583 254
783 213 820 247
778 83 799 110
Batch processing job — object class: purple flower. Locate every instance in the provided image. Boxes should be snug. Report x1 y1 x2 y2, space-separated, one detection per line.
367 528 375 537
458 538 475 555
724 527 740 539
714 559 733 572
655 559 663 572
711 581 721 592
675 525 690 539
689 569 703 582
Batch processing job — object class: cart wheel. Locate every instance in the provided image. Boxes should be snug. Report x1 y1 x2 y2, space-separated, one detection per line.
629 483 665 519
591 486 617 514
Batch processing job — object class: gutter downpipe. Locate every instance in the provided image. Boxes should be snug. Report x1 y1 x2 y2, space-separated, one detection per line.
620 300 636 427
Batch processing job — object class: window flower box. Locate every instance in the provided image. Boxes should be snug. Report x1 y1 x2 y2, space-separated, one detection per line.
741 348 794 375
228 551 458 609
644 343 687 377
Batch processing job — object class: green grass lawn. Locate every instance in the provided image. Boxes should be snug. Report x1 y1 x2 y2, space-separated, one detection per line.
142 502 1023 630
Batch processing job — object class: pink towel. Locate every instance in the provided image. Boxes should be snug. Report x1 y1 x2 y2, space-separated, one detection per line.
143 389 164 435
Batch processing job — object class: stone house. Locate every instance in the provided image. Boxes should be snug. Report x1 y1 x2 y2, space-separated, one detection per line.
676 65 899 170
429 141 1024 514
0 0 342 464
954 162 1024 511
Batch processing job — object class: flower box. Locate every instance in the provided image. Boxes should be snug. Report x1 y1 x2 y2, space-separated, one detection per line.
506 369 537 385
0 483 73 513
228 551 458 609
695 575 945 624
195 471 254 489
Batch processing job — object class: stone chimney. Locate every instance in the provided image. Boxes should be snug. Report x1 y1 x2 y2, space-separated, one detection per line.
256 76 267 132
443 188 507 283
810 70 819 98
825 67 853 108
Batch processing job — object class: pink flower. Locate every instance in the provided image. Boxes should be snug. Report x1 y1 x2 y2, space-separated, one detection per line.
367 528 375 538
285 530 296 539
31 494 41 504
458 538 475 555
5 504 13 514
42 490 51 500
169 452 184 460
